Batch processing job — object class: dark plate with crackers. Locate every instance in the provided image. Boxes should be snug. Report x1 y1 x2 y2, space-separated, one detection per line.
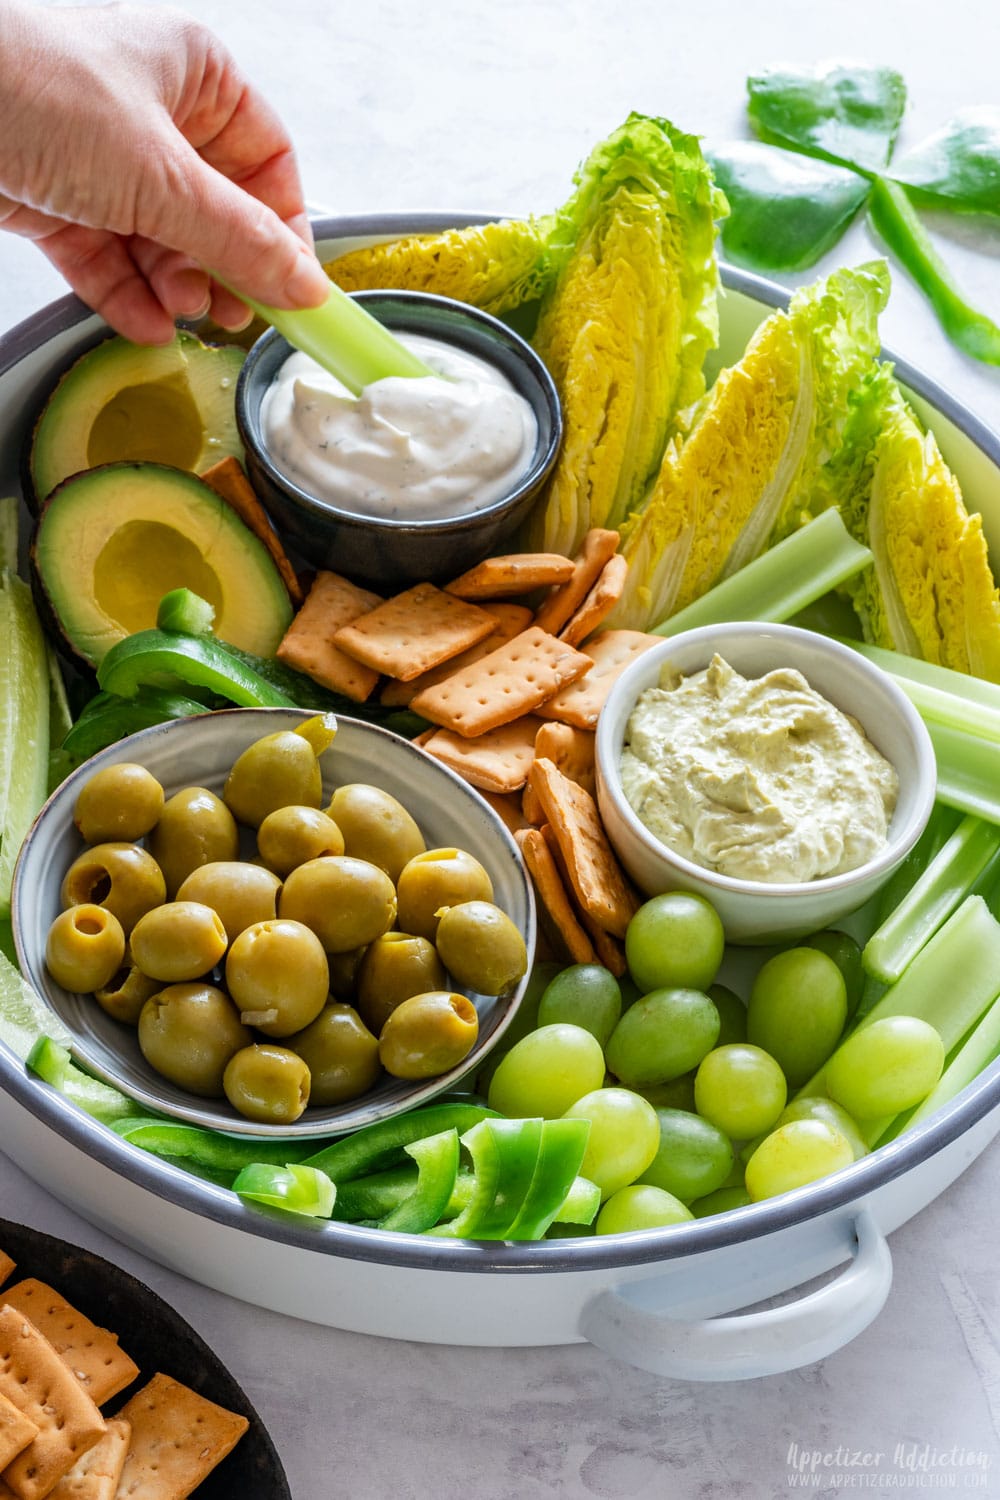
0 1216 289 1499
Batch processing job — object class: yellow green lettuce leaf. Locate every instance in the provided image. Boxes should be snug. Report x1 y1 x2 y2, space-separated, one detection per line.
816 367 1000 681
525 114 726 555
324 217 554 317
611 261 888 630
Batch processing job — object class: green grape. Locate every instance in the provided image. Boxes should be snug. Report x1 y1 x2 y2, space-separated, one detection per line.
595 1184 693 1234
776 1097 868 1161
564 1087 660 1199
708 984 748 1046
747 948 847 1087
486 1023 605 1119
624 892 725 993
638 1108 734 1202
605 987 720 1087
745 1119 855 1201
824 1016 945 1119
635 1072 697 1112
803 929 865 1019
690 1185 752 1218
694 1044 787 1140
537 964 622 1048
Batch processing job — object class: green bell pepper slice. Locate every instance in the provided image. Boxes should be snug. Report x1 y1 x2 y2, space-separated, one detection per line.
378 1129 460 1234
431 1117 544 1240
301 1102 497 1182
61 688 209 764
111 1116 318 1170
233 1162 336 1218
505 1119 592 1240
98 629 296 708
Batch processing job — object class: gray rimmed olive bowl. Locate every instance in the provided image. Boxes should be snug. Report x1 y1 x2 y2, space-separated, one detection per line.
11 707 536 1137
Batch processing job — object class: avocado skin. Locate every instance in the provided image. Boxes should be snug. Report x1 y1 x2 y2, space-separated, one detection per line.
31 461 293 669
27 330 245 511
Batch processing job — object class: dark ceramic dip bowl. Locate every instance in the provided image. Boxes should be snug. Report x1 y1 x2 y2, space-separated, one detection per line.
235 289 562 589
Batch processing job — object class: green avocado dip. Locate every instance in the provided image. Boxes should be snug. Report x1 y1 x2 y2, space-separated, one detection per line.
620 654 899 884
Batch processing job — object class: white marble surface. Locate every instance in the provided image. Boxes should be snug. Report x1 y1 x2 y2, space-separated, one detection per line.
2 1 1000 1495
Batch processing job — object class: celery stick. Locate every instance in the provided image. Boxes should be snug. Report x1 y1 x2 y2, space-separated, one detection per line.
652 509 872 637
926 721 1000 825
240 280 435 396
0 498 18 573
846 640 1000 716
863 816 1000 983
0 574 50 916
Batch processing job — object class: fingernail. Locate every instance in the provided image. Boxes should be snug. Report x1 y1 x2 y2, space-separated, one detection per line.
284 251 329 308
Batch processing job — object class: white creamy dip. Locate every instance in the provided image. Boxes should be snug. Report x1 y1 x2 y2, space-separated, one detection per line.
260 333 538 520
620 654 899 884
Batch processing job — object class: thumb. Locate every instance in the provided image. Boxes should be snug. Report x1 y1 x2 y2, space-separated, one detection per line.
134 137 329 310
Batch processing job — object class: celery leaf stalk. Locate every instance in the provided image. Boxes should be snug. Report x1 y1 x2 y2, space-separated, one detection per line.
863 816 1000 983
649 508 872 637
0 572 50 916
238 278 435 395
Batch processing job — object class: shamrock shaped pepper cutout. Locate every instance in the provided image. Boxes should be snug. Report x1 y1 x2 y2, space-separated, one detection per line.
709 63 1000 365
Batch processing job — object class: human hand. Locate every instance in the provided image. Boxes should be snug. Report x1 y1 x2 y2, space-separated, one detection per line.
0 1 330 342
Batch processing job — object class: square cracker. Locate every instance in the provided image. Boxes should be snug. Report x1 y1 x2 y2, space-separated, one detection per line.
533 528 619 635
0 1396 36 1473
0 1281 138 1406
526 757 639 939
0 1304 106 1500
410 626 592 738
0 1259 12 1292
332 583 496 681
445 553 575 599
276 571 383 702
421 715 543 794
538 630 661 731
199 457 304 606
559 553 628 647
380 603 532 708
515 828 597 966
114 1373 248 1500
477 790 532 837
48 1418 130 1500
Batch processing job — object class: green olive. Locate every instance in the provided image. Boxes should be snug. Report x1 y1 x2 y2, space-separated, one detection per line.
61 842 166 935
223 717 336 828
434 901 528 996
45 904 126 993
225 918 329 1036
73 763 164 844
256 806 344 876
223 1044 311 1124
355 933 447 1034
176 861 281 943
278 856 397 953
138 983 251 1097
287 1003 382 1105
395 848 493 941
378 991 480 1079
129 901 228 983
325 784 426 883
146 787 239 897
94 960 161 1025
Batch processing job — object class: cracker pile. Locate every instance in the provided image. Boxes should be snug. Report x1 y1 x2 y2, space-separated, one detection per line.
277 529 663 973
0 1254 247 1500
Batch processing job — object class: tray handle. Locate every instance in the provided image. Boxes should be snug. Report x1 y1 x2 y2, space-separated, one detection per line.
579 1209 893 1381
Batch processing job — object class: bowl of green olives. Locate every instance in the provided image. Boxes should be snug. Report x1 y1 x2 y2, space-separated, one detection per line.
12 708 536 1137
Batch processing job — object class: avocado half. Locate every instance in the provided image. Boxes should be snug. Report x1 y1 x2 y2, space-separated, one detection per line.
33 463 294 667
29 331 245 506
